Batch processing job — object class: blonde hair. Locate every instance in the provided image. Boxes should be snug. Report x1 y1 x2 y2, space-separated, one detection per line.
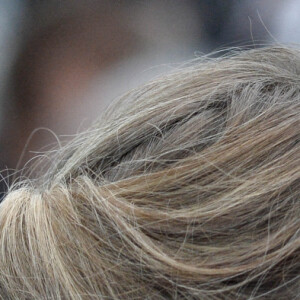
0 46 299 299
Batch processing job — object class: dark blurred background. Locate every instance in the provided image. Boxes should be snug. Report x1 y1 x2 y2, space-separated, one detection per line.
0 0 299 198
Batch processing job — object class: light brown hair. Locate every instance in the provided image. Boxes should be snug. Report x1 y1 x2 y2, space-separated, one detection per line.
0 46 299 299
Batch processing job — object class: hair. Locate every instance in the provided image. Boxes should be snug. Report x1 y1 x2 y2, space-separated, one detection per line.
0 46 299 299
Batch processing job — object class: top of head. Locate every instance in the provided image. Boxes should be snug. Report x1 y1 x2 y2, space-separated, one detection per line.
0 45 299 299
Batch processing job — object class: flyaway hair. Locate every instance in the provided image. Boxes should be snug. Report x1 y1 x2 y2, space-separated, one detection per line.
0 46 299 299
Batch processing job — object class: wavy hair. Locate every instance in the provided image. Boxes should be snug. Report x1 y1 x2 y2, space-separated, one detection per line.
0 46 299 299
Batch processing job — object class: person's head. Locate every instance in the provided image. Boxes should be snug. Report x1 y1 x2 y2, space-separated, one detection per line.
0 46 299 299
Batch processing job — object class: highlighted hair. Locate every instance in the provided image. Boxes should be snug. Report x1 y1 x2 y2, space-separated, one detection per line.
0 46 299 299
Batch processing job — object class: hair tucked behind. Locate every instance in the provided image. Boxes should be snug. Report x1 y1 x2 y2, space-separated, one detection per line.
0 46 299 299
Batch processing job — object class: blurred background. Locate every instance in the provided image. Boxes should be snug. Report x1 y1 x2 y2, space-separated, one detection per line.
0 0 299 198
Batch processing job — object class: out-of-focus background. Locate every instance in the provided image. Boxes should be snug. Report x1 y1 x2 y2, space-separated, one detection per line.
0 0 299 197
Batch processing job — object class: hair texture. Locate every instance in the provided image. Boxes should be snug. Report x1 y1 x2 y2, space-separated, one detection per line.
0 46 299 299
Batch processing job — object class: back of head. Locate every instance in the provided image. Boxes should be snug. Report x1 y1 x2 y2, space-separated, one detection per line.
0 46 299 299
